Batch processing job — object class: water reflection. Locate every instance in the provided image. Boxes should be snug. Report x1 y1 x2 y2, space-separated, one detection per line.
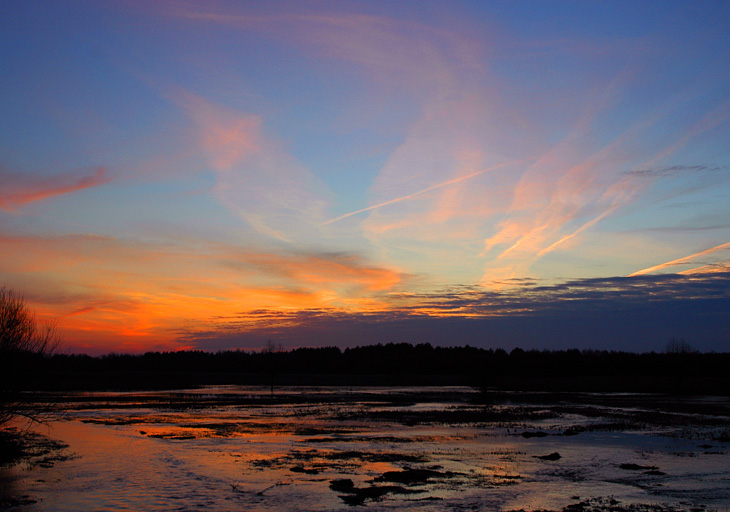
6 387 730 511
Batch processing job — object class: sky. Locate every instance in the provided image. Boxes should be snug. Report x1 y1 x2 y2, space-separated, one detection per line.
1 1 729 354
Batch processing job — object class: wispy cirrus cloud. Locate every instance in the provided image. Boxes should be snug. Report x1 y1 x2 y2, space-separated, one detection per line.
163 2 649 289
0 167 111 211
322 158 530 226
628 242 730 277
171 90 332 244
168 4 480 95
679 262 730 275
628 164 730 178
476 73 730 285
168 3 511 254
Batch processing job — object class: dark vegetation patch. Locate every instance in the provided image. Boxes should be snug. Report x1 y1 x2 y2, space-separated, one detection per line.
292 426 360 436
0 428 72 509
81 416 164 426
290 465 319 475
303 435 413 443
0 429 31 467
183 422 242 436
329 450 428 464
330 478 356 492
537 467 586 483
712 430 730 442
507 496 712 512
487 472 522 487
536 452 562 461
491 473 522 483
0 428 71 469
83 414 364 438
0 494 37 509
286 448 428 465
328 467 460 506
248 448 429 474
619 463 659 471
374 467 449 484
354 405 559 425
146 432 197 440
522 431 550 438
329 478 424 506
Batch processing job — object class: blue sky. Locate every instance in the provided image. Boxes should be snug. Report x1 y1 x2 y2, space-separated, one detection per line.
1 1 729 353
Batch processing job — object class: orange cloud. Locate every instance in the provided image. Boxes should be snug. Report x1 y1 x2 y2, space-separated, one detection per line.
0 231 407 352
484 125 637 263
628 242 730 277
0 167 110 211
228 250 406 292
679 262 730 275
536 206 617 258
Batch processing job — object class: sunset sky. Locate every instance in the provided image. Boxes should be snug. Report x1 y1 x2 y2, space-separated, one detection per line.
1 1 729 354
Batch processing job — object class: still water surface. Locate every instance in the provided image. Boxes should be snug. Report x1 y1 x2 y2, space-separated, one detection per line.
6 386 730 511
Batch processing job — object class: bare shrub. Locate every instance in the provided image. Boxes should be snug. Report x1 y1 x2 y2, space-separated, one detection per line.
1 287 61 425
665 338 697 355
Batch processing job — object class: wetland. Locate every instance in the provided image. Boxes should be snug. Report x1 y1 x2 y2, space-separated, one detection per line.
2 386 730 511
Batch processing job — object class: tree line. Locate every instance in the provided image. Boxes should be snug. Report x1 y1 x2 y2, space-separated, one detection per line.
19 342 730 394
2 285 730 401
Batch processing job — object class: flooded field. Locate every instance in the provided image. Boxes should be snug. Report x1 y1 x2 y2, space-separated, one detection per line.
2 386 730 511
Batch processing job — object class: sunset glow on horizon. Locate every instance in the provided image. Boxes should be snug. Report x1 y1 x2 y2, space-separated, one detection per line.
1 1 729 354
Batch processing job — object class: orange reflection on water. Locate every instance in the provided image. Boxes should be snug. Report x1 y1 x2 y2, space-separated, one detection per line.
12 388 730 511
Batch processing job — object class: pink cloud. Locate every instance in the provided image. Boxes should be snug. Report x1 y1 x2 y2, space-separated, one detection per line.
169 6 481 95
171 90 262 171
0 167 111 211
169 90 332 243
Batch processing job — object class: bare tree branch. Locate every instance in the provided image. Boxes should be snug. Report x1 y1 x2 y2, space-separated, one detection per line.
1 287 62 426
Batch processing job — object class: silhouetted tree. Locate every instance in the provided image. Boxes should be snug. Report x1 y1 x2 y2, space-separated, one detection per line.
663 338 700 394
1 287 61 425
262 339 282 393
665 338 697 354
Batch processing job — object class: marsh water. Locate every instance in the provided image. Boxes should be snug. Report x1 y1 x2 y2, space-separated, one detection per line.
3 386 730 511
